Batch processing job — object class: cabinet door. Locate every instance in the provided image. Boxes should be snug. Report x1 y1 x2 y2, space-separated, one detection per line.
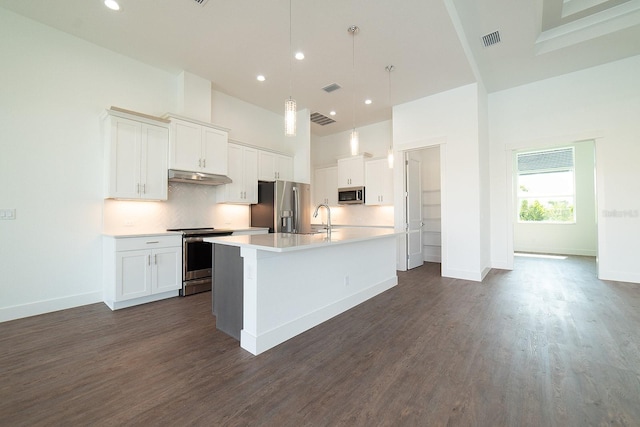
243 147 258 203
365 159 393 205
258 151 276 181
116 250 152 301
222 143 245 202
276 154 294 181
152 246 182 293
325 166 338 206
170 119 202 171
202 127 228 175
337 156 364 187
141 124 169 200
108 117 142 199
314 168 328 205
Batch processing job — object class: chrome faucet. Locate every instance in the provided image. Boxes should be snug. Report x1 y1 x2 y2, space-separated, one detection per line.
313 204 331 234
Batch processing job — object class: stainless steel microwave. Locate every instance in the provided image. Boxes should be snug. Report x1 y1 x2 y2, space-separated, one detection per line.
338 186 365 204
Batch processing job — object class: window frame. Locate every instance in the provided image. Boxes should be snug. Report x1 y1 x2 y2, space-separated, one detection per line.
515 146 577 224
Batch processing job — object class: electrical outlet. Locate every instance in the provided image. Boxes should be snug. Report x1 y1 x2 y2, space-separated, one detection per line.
124 219 135 227
0 209 16 220
344 275 350 286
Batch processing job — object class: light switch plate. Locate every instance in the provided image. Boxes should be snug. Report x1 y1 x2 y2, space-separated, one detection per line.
0 209 16 220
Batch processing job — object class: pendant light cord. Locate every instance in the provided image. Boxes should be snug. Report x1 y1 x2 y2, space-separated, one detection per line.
289 0 293 97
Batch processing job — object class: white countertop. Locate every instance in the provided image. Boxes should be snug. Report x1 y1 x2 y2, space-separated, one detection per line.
204 227 400 253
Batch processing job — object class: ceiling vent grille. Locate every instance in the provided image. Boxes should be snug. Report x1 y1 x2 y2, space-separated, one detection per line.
310 112 336 126
192 0 209 5
482 30 501 47
322 83 342 93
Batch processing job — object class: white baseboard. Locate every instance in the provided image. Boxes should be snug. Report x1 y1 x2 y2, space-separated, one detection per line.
598 269 640 284
0 291 103 323
104 290 180 311
441 267 483 282
241 276 398 355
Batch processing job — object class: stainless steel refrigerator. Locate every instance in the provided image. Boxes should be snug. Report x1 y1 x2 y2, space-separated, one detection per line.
250 180 312 234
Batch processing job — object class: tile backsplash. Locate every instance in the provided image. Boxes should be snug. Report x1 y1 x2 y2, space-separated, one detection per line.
103 183 250 234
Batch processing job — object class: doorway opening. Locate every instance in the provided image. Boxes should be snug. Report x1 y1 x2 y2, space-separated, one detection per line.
404 145 442 271
511 140 597 269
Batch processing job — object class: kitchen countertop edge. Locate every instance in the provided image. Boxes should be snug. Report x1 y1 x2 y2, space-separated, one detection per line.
204 228 401 253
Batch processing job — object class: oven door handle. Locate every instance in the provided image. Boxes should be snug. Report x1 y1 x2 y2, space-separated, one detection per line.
184 236 208 243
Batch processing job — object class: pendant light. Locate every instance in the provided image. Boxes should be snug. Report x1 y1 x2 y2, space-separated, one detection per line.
348 25 359 156
385 65 395 168
284 0 296 136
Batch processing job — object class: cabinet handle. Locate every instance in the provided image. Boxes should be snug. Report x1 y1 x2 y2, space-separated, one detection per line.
199 158 202 168
146 241 159 244
203 159 206 168
142 184 146 194
154 254 157 265
137 183 140 194
148 255 151 266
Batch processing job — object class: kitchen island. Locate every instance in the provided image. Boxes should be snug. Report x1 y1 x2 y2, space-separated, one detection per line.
205 228 399 355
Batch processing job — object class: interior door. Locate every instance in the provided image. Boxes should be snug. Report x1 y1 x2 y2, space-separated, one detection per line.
406 153 424 269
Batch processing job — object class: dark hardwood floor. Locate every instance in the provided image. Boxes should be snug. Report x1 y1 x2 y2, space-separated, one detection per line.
2 256 639 426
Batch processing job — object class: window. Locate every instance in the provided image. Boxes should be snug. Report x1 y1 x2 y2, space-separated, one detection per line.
516 147 575 223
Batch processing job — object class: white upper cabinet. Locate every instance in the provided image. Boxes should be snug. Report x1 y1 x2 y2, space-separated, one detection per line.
217 143 258 204
168 116 228 175
337 155 368 188
365 158 393 206
258 150 293 182
104 109 169 201
314 166 338 206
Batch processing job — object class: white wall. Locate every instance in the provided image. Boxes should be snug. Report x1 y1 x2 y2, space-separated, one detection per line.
513 141 597 256
489 55 640 283
312 120 392 167
393 83 488 280
0 9 178 321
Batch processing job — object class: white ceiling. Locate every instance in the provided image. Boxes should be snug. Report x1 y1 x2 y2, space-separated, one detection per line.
1 0 639 136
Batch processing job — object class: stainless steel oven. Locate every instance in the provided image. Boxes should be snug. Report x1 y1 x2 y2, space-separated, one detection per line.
167 228 233 296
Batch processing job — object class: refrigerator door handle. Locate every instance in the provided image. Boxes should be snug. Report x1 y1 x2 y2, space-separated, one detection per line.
292 186 299 233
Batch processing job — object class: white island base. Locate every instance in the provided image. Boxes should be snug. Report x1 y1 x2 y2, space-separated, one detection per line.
206 229 398 355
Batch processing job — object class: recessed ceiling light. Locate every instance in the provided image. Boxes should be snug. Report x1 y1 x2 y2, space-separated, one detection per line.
256 75 266 82
364 99 372 105
104 0 121 11
329 111 336 116
295 52 305 60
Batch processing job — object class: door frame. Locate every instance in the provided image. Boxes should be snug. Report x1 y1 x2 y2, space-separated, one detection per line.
505 135 600 273
393 138 447 271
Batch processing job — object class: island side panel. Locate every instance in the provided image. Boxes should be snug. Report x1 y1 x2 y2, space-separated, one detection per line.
213 244 244 340
239 235 397 355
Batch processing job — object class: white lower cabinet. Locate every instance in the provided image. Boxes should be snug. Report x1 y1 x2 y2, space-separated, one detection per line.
103 234 182 310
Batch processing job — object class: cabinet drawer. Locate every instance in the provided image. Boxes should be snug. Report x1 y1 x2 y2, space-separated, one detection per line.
115 235 182 251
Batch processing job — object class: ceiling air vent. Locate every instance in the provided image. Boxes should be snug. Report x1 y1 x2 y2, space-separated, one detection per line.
192 0 209 5
482 30 501 47
310 112 336 126
322 83 342 93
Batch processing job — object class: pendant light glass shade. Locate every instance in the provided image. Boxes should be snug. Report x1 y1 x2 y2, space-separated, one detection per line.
285 0 296 137
285 97 296 136
387 148 394 168
350 129 359 156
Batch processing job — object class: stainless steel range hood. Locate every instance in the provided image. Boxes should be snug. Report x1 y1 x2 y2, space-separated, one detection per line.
168 169 232 186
